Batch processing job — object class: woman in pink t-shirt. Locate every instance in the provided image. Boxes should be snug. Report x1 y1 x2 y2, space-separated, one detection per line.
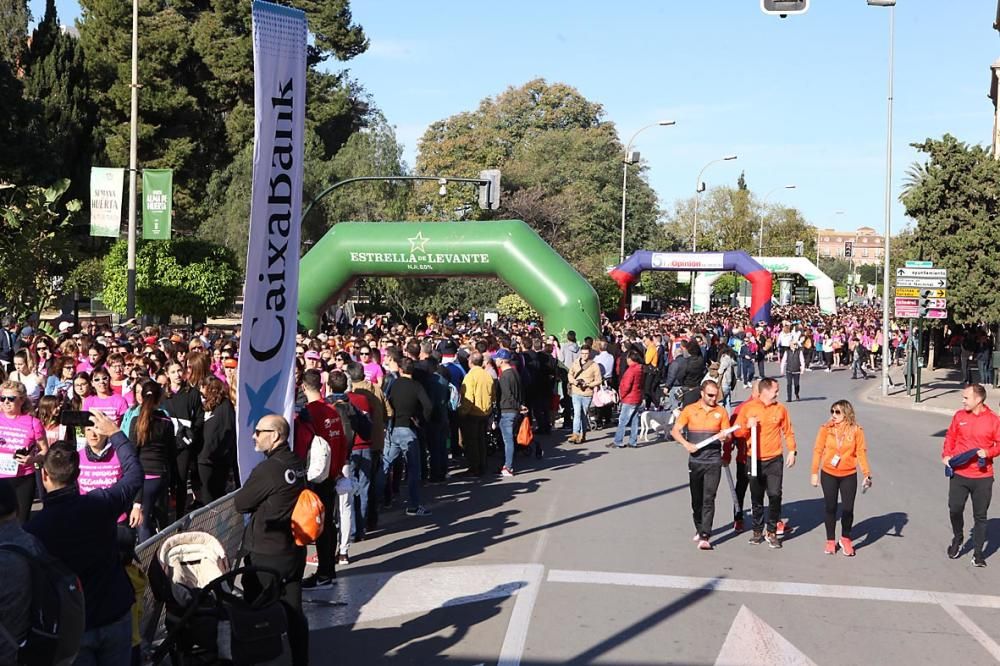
0 380 46 523
82 367 130 426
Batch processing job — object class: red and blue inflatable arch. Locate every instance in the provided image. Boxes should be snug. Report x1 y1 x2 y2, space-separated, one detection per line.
609 250 772 324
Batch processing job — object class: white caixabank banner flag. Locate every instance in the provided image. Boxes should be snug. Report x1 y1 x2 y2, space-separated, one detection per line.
236 0 307 482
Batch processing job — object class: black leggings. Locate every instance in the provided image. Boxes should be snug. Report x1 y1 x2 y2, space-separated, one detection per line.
735 461 749 519
6 475 35 524
821 471 858 540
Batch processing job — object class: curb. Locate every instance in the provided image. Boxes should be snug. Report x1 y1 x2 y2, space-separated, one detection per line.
862 384 954 416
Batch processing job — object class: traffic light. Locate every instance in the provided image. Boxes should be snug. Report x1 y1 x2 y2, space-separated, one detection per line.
478 169 501 210
761 0 809 17
844 241 853 258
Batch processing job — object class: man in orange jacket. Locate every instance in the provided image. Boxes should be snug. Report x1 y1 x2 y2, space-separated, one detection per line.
733 377 797 548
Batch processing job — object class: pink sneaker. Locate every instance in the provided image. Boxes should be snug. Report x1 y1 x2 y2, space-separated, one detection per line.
697 539 713 551
501 466 514 478
840 537 855 557
824 540 836 555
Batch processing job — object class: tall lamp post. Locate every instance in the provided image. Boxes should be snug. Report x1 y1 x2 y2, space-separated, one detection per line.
691 155 738 254
620 120 676 264
690 155 737 309
869 0 895 397
757 185 797 257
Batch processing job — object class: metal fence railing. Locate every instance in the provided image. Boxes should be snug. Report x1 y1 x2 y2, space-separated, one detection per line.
135 492 246 644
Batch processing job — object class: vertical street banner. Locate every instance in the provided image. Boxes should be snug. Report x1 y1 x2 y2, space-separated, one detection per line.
89 167 125 237
142 168 173 239
236 0 307 483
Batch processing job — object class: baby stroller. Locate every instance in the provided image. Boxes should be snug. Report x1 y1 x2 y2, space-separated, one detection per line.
147 532 291 666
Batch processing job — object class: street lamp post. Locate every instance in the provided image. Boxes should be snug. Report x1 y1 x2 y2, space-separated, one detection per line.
620 120 676 264
690 155 737 310
691 155 738 254
869 0 895 397
757 185 796 257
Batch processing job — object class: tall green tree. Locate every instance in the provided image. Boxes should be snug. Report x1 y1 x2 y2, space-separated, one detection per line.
78 0 372 234
900 134 1000 324
411 78 662 311
21 0 93 200
0 0 30 183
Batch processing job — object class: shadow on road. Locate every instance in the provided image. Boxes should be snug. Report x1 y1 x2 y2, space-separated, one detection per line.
309 583 523 664
853 511 908 550
775 497 825 542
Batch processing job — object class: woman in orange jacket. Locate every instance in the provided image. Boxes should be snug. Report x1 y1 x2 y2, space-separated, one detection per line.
811 400 872 556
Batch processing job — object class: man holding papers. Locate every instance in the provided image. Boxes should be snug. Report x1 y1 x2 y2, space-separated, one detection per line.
671 380 733 551
733 378 798 549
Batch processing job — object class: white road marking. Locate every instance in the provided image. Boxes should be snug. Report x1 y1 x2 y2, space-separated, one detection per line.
715 605 816 666
302 564 539 629
497 564 545 666
546 569 1000 609
940 603 1000 662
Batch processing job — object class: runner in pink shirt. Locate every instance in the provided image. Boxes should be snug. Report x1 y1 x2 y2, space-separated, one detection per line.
0 380 47 523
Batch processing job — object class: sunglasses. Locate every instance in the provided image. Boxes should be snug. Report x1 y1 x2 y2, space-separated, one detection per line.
36 346 49 351
360 352 371 356
830 409 843 415
0 396 18 403
703 392 718 398
92 377 109 383
253 428 275 436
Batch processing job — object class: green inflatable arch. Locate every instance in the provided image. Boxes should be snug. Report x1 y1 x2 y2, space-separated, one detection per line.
297 220 601 340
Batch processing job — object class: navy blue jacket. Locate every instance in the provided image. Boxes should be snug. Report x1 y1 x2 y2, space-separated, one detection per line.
25 431 143 630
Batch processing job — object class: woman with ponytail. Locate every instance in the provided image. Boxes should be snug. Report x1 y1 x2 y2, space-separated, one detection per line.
129 380 175 542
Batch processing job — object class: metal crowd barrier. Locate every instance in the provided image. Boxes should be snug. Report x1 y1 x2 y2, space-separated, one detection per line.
135 492 246 643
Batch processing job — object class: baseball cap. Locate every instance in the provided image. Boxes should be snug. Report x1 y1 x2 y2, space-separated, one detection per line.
493 349 512 361
304 351 321 361
19 326 34 339
58 321 73 333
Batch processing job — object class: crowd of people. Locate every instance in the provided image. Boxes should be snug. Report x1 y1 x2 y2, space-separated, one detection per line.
0 300 997 664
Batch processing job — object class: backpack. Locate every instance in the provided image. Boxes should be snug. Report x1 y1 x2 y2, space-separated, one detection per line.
291 488 325 546
304 429 331 484
296 409 331 483
0 544 85 666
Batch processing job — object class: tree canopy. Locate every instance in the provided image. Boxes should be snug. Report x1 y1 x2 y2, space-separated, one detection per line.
900 134 1000 324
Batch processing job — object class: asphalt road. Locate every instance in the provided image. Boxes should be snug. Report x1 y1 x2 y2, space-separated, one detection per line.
305 363 1000 665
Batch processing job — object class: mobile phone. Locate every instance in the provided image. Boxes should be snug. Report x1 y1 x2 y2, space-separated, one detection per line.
14 447 29 458
60 410 95 427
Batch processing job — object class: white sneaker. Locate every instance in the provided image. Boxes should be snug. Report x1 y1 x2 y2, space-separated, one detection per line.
501 466 514 478
825 368 831 373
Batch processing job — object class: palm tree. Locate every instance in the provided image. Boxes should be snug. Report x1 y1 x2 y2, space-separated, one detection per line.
899 161 930 202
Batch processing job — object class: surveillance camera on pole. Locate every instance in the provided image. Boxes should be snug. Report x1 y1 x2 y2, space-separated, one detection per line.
479 169 501 210
761 0 809 17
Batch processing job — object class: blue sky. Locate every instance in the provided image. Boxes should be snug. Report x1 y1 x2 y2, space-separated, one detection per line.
34 1 1000 233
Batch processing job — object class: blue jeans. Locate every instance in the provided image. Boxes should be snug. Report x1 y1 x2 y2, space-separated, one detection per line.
351 448 373 539
614 403 640 448
571 394 592 435
380 427 421 508
73 611 132 666
499 412 517 471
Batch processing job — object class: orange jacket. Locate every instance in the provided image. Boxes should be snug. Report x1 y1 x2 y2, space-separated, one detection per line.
733 398 796 460
811 421 870 477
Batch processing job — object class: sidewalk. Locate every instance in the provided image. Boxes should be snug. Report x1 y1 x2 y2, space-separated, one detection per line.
863 364 967 416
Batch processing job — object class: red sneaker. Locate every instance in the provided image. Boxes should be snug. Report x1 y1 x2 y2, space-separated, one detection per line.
733 519 744 533
824 540 836 555
776 520 786 537
840 537 855 557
